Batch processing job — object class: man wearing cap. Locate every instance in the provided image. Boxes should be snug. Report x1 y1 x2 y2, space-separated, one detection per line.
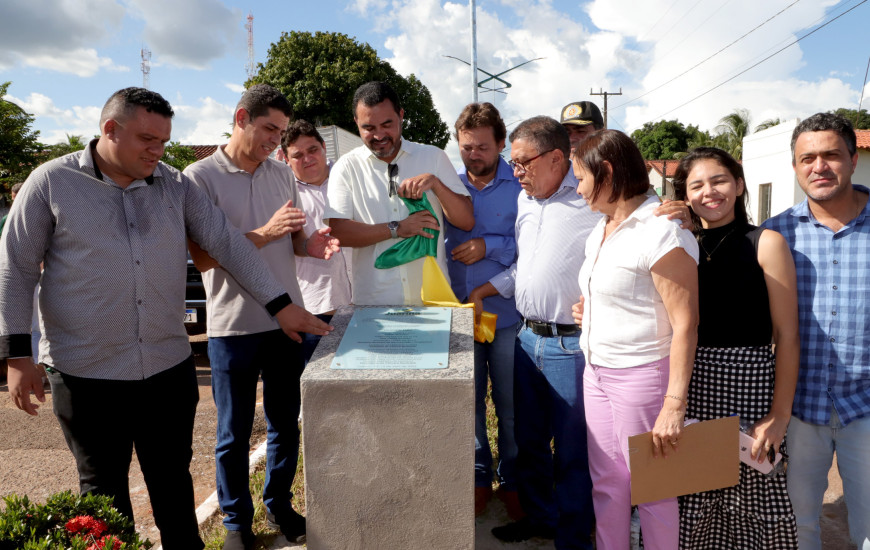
560 101 604 156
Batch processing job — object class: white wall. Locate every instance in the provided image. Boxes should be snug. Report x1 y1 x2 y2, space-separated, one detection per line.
742 119 803 223
855 150 870 189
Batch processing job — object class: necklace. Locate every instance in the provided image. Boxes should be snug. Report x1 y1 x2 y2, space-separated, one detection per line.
699 227 736 262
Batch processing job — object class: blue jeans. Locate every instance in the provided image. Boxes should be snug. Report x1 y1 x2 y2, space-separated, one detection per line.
475 323 518 490
209 330 305 531
514 326 594 550
301 313 333 365
787 409 870 550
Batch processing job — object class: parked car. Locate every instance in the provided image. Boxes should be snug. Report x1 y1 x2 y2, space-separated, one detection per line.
185 257 207 334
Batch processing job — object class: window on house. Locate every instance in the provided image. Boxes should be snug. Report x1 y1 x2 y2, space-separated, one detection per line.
758 183 771 224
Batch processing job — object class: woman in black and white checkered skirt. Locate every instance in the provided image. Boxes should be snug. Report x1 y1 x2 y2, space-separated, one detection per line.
673 147 800 549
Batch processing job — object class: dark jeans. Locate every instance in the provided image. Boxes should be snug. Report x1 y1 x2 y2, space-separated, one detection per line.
301 313 333 365
48 356 204 550
514 326 594 550
208 329 304 531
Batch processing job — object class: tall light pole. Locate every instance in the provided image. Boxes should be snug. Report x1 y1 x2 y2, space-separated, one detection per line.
470 0 478 103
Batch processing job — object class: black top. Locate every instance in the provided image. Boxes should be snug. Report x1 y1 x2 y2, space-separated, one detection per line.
696 220 772 347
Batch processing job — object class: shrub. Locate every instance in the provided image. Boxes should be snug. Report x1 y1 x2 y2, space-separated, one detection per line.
0 491 152 549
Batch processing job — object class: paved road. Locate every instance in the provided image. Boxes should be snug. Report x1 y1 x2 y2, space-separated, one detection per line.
0 337 856 549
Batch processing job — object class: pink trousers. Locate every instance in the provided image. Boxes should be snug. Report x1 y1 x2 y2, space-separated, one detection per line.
584 357 679 550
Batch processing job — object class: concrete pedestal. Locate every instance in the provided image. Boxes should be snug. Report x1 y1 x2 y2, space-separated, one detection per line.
301 306 474 550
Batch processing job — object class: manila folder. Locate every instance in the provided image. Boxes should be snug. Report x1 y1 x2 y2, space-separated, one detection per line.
628 415 739 505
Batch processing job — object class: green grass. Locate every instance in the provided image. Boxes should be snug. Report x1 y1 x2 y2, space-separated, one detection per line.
201 385 501 548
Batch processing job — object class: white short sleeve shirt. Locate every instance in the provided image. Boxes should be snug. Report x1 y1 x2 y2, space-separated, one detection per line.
578 195 699 367
323 140 469 306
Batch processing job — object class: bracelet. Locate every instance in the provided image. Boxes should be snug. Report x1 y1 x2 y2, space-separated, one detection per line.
664 394 684 402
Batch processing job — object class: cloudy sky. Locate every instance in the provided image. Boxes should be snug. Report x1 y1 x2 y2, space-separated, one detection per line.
2 0 868 164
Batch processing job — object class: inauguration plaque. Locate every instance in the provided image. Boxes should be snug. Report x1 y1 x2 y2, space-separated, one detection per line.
330 307 452 370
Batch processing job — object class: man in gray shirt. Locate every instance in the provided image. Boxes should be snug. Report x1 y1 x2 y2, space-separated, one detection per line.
185 85 338 550
0 87 329 550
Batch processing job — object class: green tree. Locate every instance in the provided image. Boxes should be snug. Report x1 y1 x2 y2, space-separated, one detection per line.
714 108 752 160
754 118 782 132
0 82 42 196
631 119 696 159
831 107 870 129
45 133 87 160
160 141 197 171
249 31 450 148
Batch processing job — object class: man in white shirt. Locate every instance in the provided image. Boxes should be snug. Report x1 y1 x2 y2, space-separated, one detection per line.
280 120 352 362
323 81 475 305
483 116 598 548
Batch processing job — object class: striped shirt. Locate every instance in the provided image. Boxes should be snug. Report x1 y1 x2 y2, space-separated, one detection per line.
490 169 602 325
762 185 870 426
0 141 289 380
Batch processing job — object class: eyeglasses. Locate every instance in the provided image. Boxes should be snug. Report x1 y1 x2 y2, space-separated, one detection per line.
509 149 553 174
388 163 399 197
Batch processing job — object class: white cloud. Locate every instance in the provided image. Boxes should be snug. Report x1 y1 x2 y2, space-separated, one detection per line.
21 49 128 78
224 82 246 94
5 93 102 144
0 0 125 75
172 97 234 145
126 0 242 70
362 0 861 168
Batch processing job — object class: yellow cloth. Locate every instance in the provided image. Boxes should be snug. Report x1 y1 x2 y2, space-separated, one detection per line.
421 256 497 343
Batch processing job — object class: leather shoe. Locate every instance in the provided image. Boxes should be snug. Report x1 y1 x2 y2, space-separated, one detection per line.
492 517 555 542
222 529 255 550
475 486 493 517
495 489 525 521
267 510 306 544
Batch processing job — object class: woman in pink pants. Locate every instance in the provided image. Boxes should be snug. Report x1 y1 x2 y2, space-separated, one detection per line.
572 130 699 549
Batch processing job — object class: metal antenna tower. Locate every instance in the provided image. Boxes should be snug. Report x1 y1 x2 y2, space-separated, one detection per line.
245 12 256 80
140 48 151 89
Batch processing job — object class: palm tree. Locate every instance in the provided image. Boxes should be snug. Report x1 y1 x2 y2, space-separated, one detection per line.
714 109 752 160
755 118 782 132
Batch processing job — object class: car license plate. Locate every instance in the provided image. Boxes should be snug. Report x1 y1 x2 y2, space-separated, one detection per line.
184 309 198 323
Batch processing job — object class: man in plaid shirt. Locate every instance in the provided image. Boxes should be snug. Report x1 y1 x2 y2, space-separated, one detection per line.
763 112 869 550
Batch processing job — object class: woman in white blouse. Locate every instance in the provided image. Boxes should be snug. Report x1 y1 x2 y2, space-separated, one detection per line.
571 130 699 549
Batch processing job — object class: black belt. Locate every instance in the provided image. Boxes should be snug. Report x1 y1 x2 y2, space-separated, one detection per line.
523 318 579 337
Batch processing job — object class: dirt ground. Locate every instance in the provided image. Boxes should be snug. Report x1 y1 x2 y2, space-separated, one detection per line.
0 339 857 549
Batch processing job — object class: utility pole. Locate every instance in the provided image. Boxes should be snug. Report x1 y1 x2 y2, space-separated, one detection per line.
245 12 256 81
470 0 478 103
140 48 151 90
590 88 622 129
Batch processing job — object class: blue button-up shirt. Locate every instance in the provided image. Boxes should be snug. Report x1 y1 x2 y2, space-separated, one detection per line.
762 185 870 426
444 158 522 329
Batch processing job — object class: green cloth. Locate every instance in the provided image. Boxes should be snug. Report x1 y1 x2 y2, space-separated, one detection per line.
374 194 439 269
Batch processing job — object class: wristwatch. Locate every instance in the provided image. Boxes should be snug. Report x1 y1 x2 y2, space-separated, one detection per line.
388 220 399 239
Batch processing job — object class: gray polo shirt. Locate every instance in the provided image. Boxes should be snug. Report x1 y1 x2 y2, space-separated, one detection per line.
185 146 305 337
0 142 288 380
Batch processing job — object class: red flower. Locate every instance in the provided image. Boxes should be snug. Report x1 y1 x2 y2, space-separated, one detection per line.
87 534 122 550
65 515 108 538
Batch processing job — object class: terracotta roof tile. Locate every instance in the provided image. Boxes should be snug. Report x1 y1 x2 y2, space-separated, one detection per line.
856 130 870 151
189 145 218 161
645 160 679 178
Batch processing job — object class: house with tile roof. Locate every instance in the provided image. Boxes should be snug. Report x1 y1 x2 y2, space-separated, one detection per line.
646 159 680 199
743 121 870 224
188 125 362 164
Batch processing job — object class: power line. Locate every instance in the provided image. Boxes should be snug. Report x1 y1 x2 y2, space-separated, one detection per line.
657 0 733 61
613 0 802 112
637 0 685 43
646 0 867 122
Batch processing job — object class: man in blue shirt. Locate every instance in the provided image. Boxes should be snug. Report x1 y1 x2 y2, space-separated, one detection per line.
444 103 523 518
763 112 870 550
